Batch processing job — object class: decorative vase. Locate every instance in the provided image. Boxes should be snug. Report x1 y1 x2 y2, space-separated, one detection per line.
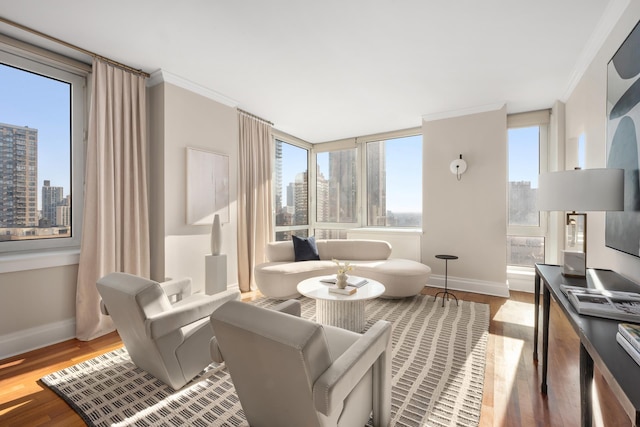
336 273 348 289
211 214 222 255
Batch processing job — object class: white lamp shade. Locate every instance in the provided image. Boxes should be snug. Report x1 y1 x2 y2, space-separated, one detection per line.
537 168 624 212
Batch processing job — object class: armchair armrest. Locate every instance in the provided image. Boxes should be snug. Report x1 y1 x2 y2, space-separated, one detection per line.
160 277 192 301
146 289 240 339
313 320 392 417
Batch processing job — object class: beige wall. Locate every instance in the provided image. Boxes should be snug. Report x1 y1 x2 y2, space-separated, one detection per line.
148 83 165 282
0 265 77 336
422 107 509 296
149 82 239 291
0 264 77 358
565 1 640 283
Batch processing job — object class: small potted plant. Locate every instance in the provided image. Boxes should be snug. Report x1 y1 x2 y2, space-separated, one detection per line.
332 259 354 289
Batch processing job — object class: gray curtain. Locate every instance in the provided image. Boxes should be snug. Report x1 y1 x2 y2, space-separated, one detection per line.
75 58 150 341
237 112 274 292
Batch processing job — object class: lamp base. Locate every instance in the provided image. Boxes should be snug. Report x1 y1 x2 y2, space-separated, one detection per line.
562 250 586 278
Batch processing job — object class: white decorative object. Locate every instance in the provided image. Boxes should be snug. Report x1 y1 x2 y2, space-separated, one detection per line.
332 258 354 289
205 254 227 295
336 273 348 289
211 214 222 256
563 250 586 277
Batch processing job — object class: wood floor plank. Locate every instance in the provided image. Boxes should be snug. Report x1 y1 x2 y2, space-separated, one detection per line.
0 288 633 426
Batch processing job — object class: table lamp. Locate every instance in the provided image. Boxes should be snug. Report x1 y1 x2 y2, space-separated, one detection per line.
537 168 624 277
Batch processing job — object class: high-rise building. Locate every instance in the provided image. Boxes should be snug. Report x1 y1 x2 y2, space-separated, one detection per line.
56 195 71 226
0 123 38 227
316 167 329 222
293 172 308 225
274 140 283 211
42 180 64 225
366 141 386 226
509 181 538 226
328 150 357 223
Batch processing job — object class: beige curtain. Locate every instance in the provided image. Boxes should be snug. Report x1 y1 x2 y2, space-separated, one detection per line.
237 112 274 292
76 58 150 341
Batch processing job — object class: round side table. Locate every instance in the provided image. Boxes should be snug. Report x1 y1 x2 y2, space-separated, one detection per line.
435 254 458 307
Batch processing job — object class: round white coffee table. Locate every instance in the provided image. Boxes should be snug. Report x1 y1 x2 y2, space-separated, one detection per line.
297 276 385 332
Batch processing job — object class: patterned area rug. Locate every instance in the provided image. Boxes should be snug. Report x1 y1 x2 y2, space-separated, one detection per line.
41 295 489 427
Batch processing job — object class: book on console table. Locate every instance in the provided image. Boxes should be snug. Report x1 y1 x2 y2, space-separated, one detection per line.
320 276 368 288
619 323 640 354
560 285 640 323
617 325 640 366
328 285 357 295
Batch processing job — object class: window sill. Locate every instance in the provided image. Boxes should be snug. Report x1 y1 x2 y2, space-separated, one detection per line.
348 228 423 235
0 248 80 274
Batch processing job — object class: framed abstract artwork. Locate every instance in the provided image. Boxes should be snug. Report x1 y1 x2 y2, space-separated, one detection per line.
186 147 230 225
606 20 640 258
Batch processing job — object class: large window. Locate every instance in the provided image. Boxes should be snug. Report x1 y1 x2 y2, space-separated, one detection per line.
507 111 549 267
273 130 422 241
316 148 358 225
274 139 309 241
0 46 86 253
366 134 422 227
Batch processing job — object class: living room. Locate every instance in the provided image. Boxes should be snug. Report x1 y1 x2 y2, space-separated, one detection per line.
2 1 640 426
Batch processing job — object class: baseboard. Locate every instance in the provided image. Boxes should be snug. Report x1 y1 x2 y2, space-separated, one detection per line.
0 318 76 361
429 275 510 298
506 267 536 293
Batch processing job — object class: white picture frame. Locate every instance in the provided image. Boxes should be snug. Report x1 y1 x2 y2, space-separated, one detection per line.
186 147 229 225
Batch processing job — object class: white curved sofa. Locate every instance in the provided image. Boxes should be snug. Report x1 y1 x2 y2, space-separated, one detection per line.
254 239 431 299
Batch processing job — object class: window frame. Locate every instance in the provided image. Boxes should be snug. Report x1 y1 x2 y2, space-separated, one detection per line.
506 110 550 268
272 131 312 240
313 141 360 229
360 128 422 229
0 41 87 255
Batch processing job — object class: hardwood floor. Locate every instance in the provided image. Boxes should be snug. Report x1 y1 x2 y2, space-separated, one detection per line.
0 288 632 426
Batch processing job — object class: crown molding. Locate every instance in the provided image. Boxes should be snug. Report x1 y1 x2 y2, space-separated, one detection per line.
421 102 505 122
561 0 630 102
147 69 239 108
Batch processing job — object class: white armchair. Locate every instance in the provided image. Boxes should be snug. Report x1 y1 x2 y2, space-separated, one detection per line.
210 300 392 427
97 272 240 390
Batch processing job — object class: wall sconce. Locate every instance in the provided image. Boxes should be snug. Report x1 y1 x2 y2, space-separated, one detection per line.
450 154 467 181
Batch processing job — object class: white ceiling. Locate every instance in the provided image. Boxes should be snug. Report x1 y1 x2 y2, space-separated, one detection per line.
0 0 627 142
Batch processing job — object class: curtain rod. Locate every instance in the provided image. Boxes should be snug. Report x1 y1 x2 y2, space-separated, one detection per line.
0 16 150 78
238 108 274 126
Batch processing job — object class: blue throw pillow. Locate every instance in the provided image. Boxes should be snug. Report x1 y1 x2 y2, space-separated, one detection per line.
292 235 320 262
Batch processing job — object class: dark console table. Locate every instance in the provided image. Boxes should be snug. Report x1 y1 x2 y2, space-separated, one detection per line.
534 263 640 427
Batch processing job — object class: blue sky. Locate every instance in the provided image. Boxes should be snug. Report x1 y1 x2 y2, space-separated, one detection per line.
0 63 71 207
508 126 539 187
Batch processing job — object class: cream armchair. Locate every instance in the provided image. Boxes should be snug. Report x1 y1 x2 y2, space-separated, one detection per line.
97 272 240 390
210 300 392 427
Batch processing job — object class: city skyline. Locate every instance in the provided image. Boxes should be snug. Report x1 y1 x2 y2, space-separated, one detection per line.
279 135 423 215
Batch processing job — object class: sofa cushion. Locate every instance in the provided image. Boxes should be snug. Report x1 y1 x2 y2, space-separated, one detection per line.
292 235 321 261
